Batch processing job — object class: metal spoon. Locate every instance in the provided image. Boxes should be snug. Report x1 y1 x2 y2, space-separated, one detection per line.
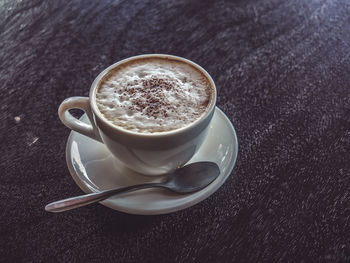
45 162 220 213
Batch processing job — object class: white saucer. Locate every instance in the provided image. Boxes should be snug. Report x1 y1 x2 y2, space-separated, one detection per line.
66 107 238 215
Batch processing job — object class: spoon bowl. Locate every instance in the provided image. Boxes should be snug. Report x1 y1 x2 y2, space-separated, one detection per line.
164 162 220 193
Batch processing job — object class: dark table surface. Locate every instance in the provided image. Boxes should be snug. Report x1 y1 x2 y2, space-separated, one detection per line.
1 0 350 262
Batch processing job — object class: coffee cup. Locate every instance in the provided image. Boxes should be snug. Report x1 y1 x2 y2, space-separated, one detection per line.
58 54 217 175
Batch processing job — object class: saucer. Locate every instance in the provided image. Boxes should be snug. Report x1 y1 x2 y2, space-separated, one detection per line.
66 107 238 215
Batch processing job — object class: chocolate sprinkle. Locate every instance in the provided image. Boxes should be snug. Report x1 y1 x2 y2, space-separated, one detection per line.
124 76 177 119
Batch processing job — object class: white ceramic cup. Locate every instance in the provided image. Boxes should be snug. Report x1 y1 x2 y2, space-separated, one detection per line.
58 54 217 175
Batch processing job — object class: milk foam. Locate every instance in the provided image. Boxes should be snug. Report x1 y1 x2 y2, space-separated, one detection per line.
96 58 211 133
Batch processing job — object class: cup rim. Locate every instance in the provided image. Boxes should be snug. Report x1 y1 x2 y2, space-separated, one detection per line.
89 54 217 138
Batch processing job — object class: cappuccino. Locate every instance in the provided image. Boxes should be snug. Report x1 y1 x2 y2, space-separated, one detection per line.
96 57 212 133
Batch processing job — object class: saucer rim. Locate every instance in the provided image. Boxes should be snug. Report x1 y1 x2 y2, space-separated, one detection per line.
65 106 238 215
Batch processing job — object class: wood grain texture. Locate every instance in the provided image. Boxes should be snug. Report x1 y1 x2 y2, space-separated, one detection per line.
1 0 350 262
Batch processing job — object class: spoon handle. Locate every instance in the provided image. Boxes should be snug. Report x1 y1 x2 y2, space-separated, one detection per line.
45 183 163 213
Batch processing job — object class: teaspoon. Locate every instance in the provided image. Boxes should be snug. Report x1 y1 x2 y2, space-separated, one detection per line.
45 162 220 213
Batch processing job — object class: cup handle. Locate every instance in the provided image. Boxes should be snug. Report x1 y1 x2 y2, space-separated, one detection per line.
58 96 102 142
